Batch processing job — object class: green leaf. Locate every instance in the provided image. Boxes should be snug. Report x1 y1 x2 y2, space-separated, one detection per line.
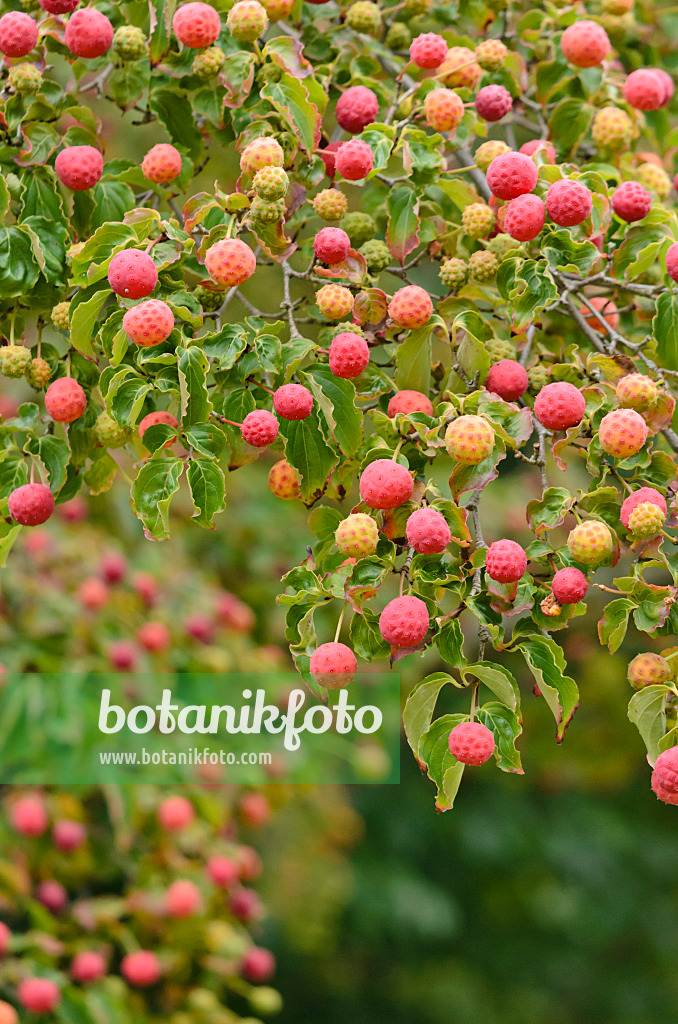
307 366 363 457
526 487 572 536
150 88 203 159
385 186 420 265
477 702 523 773
0 226 40 298
279 408 338 506
403 672 454 758
202 324 248 369
349 609 391 662
462 662 520 713
90 182 136 231
654 290 678 371
24 436 70 493
419 713 467 809
221 52 256 108
597 597 634 653
0 450 28 497
628 684 670 765
178 346 212 427
517 634 579 741
130 458 184 540
0 521 22 567
261 74 321 156
187 457 226 528
498 258 558 333
110 378 154 428
547 97 593 156
434 618 465 668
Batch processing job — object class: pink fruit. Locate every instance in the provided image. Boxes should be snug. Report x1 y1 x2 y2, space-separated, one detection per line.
17 979 61 1014
0 12 38 57
158 795 195 831
654 69 675 104
485 359 529 400
78 577 109 611
309 642 357 689
138 410 179 442
100 551 127 583
503 193 546 241
141 143 182 184
423 88 464 132
409 32 448 69
215 592 255 632
121 950 162 987
206 855 239 887
272 383 313 420
519 139 556 163
405 508 451 554
313 227 350 265
623 69 665 111
485 539 527 583
335 139 374 180
560 20 610 67
475 84 513 121
335 86 379 134
45 377 87 423
8 484 55 526
620 487 667 527
205 239 256 286
229 887 261 921
186 614 214 644
598 408 648 458
165 880 202 918
55 146 103 191
388 285 433 328
108 249 158 299
241 947 276 983
10 795 48 836
137 621 171 653
123 300 174 347
667 242 678 282
318 141 342 178
652 746 678 804
546 179 593 227
448 721 495 765
387 390 433 417
64 8 114 58
53 819 86 851
173 2 221 47
582 295 619 333
39 0 79 11
534 381 586 430
71 952 106 984
241 409 279 446
0 923 10 956
611 180 652 222
486 152 538 200
329 332 370 378
379 595 429 648
552 566 588 604
37 880 67 914
359 459 413 509
108 640 138 671
133 572 160 605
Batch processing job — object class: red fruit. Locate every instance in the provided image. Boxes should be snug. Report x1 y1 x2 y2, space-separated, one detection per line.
582 295 619 333
78 578 109 611
123 299 175 347
654 69 675 105
173 2 221 47
10 795 48 836
185 614 213 644
241 947 276 983
318 141 342 178
560 20 610 67
8 484 55 527
273 383 313 420
0 923 10 956
611 180 652 222
205 239 256 286
137 621 171 653
138 410 179 443
108 640 138 671
519 139 556 163
17 979 61 1014
121 951 162 987
409 32 447 69
335 139 374 181
39 0 79 12
71 952 106 984
206 855 239 888
133 572 160 605
486 359 529 401
313 227 350 265
64 8 114 58
108 249 158 299
485 539 527 583
379 595 429 648
546 179 592 227
598 408 648 458
309 642 357 689
241 409 279 446
216 592 255 632
405 508 451 554
651 746 678 805
55 146 103 192
534 381 586 430
667 242 678 282
359 459 413 509
45 377 87 423
448 721 495 765
475 84 512 121
0 12 38 57
388 285 433 329
623 69 665 111
37 880 67 914
620 487 667 528
158 795 194 831
100 551 127 583
486 152 538 201
551 566 588 605
329 332 369 378
58 497 88 522
229 887 261 921
503 193 545 241
52 819 86 851
387 390 433 417
166 880 202 918
335 86 379 134
239 793 271 828
141 143 182 184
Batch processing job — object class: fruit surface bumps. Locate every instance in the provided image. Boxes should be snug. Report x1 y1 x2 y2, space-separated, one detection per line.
448 721 495 765
379 594 429 647
567 520 613 565
405 508 451 554
628 652 671 690
205 239 256 287
309 642 357 688
268 459 300 499
534 381 586 430
335 512 379 558
445 415 495 464
652 746 678 804
551 567 588 604
485 539 527 583
620 487 667 527
8 483 55 526
241 409 279 447
359 459 413 509
598 408 648 458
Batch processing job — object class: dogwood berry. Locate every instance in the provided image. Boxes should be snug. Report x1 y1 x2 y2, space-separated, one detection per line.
520 139 557 163
379 595 429 647
205 239 256 286
485 539 527 583
108 249 158 298
10 795 48 835
552 566 588 604
240 137 285 176
424 88 464 132
336 86 379 133
273 383 313 420
387 390 433 417
628 501 665 539
0 12 38 57
166 880 202 917
620 487 667 528
628 652 671 689
313 227 351 265
359 459 413 509
137 621 172 653
439 46 481 88
138 410 179 443
312 189 347 221
475 140 511 172
592 106 634 151
206 854 239 887
158 795 194 830
445 415 495 464
406 508 451 554
335 513 379 557
65 8 114 58
142 143 182 183
475 38 507 70
55 146 103 191
560 20 610 67
310 642 357 688
487 152 538 200
666 242 678 282
268 459 300 499
227 1 268 41
567 520 613 565
616 373 657 411
475 84 513 121
598 408 648 458
439 257 468 291
611 180 652 222
546 179 593 226
335 139 374 180
316 284 354 320
53 818 86 851
121 951 162 987
37 879 68 914
123 300 174 347
410 32 447 69
638 162 672 198
534 381 586 430
173 2 221 47
485 359 529 401
651 746 678 804
329 332 370 378
17 979 61 1014
448 721 495 765
461 203 495 239
113 25 147 59
503 193 546 241
623 69 665 110
388 285 433 328
241 947 276 983
241 410 279 447
45 377 87 423
346 1 381 34
71 952 106 984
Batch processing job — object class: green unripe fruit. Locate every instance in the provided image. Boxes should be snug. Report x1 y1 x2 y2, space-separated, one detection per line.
359 239 391 272
469 250 498 283
26 357 51 390
462 203 494 240
257 63 283 85
385 22 411 50
527 363 549 392
628 501 665 539
94 411 129 448
487 232 522 260
252 166 288 201
192 46 225 80
250 196 285 223
248 987 283 1016
195 285 224 312
335 512 379 558
637 163 672 200
474 140 511 173
8 63 42 94
341 211 376 248
404 0 431 13
485 337 516 362
113 25 147 61
475 38 507 71
51 302 70 332
0 345 31 379
346 1 382 35
312 189 348 221
567 521 613 565
227 0 269 42
439 257 468 291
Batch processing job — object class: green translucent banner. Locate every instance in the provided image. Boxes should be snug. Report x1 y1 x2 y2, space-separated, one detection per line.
0 672 400 785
